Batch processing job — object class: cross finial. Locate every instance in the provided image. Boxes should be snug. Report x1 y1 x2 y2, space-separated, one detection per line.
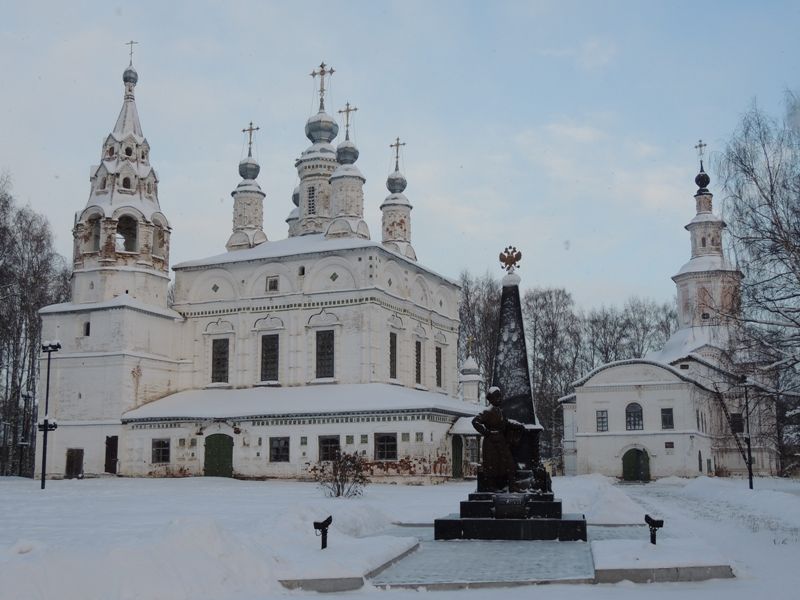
338 102 358 140
390 137 406 171
466 335 475 356
242 121 260 157
125 40 138 66
310 62 335 111
694 139 707 170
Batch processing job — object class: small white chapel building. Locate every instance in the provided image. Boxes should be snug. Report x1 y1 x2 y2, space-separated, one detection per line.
561 164 779 480
35 61 483 481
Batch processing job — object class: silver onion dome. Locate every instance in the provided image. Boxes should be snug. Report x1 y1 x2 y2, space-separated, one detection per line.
239 156 260 180
305 110 339 143
123 65 138 85
387 169 407 194
336 139 359 164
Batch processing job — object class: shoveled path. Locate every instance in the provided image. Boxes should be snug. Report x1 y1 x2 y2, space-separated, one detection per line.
370 525 596 588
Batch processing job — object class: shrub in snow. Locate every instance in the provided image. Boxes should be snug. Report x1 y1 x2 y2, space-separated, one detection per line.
309 451 370 498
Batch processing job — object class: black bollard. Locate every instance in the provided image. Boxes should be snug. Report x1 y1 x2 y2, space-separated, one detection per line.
645 514 664 545
313 515 333 550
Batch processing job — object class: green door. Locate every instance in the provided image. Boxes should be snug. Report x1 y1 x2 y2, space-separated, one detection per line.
452 435 463 479
204 434 233 477
622 448 650 481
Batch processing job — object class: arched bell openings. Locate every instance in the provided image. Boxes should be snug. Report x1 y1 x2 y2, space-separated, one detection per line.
115 215 138 252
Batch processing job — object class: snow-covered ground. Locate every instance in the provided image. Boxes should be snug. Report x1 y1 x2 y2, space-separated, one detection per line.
1 475 798 599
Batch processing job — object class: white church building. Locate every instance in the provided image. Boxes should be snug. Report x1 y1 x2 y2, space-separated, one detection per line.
561 163 779 480
35 61 483 480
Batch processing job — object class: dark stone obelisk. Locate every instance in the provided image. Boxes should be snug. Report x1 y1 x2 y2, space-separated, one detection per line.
491 248 540 469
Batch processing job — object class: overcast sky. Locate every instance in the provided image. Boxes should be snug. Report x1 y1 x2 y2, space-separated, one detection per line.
1 1 797 309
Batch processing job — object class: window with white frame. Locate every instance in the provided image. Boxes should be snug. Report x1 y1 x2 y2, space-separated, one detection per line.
260 334 279 382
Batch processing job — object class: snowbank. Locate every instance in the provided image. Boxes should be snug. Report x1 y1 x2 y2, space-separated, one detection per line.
592 538 728 570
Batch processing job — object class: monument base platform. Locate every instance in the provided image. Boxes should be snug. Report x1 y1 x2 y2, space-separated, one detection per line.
434 490 587 541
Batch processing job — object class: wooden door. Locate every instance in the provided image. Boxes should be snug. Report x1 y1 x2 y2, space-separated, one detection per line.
65 448 84 479
104 436 118 474
204 434 233 477
622 448 649 481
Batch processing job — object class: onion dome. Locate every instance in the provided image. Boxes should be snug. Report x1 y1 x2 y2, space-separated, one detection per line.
238 156 260 180
387 169 407 194
123 65 138 85
695 161 711 193
336 138 359 164
305 110 339 143
292 185 300 207
461 356 480 376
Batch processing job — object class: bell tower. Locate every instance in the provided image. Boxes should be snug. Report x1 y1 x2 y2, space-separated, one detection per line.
672 141 742 329
71 56 171 307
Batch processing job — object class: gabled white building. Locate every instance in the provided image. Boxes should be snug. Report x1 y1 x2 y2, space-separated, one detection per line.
35 62 481 481
561 164 779 480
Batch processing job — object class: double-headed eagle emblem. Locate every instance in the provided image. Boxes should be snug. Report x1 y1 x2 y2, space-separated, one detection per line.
499 246 522 273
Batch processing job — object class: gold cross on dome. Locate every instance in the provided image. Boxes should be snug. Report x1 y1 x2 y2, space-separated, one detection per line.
338 102 358 131
242 121 260 155
125 40 138 65
310 62 335 110
694 139 707 160
390 137 406 170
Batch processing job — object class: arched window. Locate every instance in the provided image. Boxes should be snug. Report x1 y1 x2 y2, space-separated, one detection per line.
107 147 114 158
307 186 316 215
625 402 643 430
98 176 107 191
115 216 138 252
701 236 706 248
125 147 133 157
146 181 152 195
122 177 132 190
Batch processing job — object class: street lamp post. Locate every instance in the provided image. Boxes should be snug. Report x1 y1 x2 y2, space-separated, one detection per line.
38 341 61 490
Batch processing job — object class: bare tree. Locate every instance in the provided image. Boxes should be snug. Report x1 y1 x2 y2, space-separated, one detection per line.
0 175 69 476
716 93 800 471
522 288 583 458
457 270 501 394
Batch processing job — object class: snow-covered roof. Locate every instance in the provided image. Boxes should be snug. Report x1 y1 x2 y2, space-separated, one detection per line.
688 212 725 225
674 254 739 277
173 233 456 285
40 293 183 320
123 383 480 422
571 358 713 392
330 163 365 181
449 415 480 435
558 393 576 404
646 325 730 364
